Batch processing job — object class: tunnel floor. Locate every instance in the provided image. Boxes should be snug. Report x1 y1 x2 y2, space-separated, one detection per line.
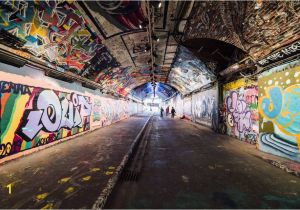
1 115 300 209
106 116 300 209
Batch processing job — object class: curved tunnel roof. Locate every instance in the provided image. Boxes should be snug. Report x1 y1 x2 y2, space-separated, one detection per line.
0 1 299 100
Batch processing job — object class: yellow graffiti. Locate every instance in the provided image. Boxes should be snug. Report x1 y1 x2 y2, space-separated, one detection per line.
80 176 91 182
223 78 256 91
105 171 114 176
36 193 49 201
90 168 101 172
64 187 74 194
58 177 71 184
41 203 54 209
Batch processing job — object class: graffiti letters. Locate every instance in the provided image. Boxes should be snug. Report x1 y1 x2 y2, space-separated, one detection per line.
0 81 31 95
18 90 92 141
226 91 252 133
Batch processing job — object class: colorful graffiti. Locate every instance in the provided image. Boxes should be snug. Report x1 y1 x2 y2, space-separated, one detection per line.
192 87 218 129
92 97 129 127
169 46 215 95
223 78 258 144
0 1 119 74
183 97 192 119
0 81 91 159
258 60 300 162
83 1 146 38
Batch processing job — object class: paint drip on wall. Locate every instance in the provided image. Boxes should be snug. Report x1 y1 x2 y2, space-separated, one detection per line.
258 60 300 162
223 78 258 144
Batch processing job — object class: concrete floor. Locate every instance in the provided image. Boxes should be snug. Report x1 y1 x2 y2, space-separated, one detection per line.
0 116 148 209
106 116 300 209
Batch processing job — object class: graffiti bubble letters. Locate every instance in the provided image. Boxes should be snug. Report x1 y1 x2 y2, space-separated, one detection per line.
226 91 252 133
18 90 91 141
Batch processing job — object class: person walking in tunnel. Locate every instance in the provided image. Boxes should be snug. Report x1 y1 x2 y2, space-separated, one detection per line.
160 107 164 117
171 107 176 118
166 106 169 116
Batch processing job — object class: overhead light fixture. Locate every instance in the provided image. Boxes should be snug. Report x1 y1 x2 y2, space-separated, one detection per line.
158 2 162 8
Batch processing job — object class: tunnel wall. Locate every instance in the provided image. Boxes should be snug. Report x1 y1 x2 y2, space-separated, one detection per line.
183 96 192 119
0 63 141 160
223 78 259 144
191 86 218 128
258 60 300 162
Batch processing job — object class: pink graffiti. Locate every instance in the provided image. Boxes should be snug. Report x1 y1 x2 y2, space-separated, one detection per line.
226 91 252 133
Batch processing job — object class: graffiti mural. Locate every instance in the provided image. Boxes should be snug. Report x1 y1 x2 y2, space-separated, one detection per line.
82 1 146 38
183 97 192 119
0 1 119 74
92 97 129 127
223 78 258 144
258 60 300 162
0 81 91 159
192 87 218 129
168 46 215 95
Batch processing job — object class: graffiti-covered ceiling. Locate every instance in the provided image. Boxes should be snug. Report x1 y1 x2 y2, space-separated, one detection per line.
0 0 185 100
0 1 298 100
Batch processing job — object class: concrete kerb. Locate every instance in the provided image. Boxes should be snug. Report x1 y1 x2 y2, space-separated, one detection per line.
92 115 153 209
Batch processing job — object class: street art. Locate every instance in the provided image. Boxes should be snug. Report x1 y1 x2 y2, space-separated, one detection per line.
223 78 258 144
258 60 300 162
183 97 192 119
92 97 129 127
121 32 150 67
0 1 118 73
82 1 146 38
168 46 215 95
192 87 218 129
0 81 91 159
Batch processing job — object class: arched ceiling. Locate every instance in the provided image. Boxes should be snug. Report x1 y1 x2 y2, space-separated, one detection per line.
131 82 177 100
0 1 299 100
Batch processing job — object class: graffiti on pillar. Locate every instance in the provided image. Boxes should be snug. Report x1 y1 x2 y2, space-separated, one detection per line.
0 81 91 159
223 78 258 144
258 60 300 162
192 87 218 129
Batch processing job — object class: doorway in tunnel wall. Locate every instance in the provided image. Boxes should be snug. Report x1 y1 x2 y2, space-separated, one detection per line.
223 78 259 144
258 60 300 162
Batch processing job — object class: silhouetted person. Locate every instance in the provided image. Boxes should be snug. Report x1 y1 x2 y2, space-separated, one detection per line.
171 107 176 118
166 106 169 116
160 107 164 117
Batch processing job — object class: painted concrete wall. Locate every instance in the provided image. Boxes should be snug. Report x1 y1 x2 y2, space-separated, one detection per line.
192 86 218 129
223 78 259 144
183 97 192 119
0 63 140 160
258 60 300 162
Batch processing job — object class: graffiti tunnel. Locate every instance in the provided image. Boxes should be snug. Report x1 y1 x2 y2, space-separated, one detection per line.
0 0 300 209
